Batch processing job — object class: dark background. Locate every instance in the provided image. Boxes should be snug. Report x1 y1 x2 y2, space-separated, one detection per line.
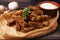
0 0 60 40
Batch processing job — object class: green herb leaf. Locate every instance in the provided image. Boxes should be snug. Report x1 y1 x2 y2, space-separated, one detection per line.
22 8 30 18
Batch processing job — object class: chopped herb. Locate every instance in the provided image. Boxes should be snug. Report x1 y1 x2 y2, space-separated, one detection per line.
22 8 30 18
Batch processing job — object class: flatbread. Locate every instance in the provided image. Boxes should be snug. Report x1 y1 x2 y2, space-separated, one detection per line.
0 11 59 39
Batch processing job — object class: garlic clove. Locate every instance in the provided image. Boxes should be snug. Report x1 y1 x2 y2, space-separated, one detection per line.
0 5 7 14
8 1 19 10
0 5 5 11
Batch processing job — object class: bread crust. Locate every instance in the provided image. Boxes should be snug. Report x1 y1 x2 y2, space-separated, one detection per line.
0 11 59 39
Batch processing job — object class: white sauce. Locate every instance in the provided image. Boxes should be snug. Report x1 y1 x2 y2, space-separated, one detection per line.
40 3 57 9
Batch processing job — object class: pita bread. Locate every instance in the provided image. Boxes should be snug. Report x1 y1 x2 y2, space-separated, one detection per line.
0 11 59 39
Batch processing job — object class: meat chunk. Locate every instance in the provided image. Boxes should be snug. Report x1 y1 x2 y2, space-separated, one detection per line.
43 21 49 27
16 16 27 31
21 27 34 33
16 16 27 27
16 19 21 31
39 15 51 22
28 6 39 11
30 17 36 21
31 10 43 16
35 16 41 21
28 10 44 22
14 10 23 16
29 15 36 21
28 21 43 29
29 15 41 22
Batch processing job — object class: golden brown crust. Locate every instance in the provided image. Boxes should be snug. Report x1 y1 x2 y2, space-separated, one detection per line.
0 11 59 39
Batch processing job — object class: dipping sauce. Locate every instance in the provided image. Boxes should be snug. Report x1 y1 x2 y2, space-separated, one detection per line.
38 1 59 17
40 3 58 9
